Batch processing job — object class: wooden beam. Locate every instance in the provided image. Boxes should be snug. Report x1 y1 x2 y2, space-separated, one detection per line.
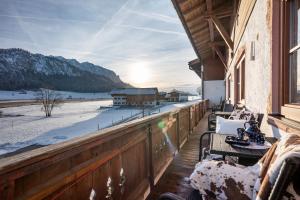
210 15 233 50
206 0 215 58
194 38 210 46
177 0 189 5
210 44 227 69
193 28 210 38
209 41 225 46
191 25 209 35
189 23 207 34
182 2 202 15
203 7 233 19
186 15 204 24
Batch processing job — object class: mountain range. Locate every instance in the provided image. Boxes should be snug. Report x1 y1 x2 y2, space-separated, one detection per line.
0 48 130 92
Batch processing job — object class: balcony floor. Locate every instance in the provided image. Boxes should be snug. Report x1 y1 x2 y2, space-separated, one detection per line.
147 112 209 199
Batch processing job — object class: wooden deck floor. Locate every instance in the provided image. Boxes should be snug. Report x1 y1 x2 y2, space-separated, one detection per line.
147 112 209 200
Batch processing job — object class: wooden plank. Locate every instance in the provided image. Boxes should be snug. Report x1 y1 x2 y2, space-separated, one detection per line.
147 112 209 200
182 2 202 15
210 15 234 50
203 6 233 19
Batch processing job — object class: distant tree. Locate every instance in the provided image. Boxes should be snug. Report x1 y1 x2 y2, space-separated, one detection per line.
36 88 63 117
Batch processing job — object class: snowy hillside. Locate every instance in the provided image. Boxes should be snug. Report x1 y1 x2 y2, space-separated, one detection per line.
0 48 130 92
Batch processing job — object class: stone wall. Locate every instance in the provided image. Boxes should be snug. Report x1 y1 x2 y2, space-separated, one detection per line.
226 0 274 136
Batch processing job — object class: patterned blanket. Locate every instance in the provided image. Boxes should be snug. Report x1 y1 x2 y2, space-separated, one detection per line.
190 134 300 200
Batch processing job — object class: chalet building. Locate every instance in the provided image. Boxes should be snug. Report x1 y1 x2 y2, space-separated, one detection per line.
165 90 189 102
158 91 167 102
1 1 300 200
172 0 300 138
111 88 158 106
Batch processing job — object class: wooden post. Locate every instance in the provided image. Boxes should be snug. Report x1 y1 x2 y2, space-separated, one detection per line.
176 112 180 151
147 123 154 189
188 107 191 135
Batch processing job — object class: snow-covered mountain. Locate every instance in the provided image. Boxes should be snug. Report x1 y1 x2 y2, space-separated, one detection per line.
0 48 130 92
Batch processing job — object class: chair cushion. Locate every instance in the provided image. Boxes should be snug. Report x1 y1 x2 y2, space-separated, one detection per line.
215 116 246 136
190 160 257 200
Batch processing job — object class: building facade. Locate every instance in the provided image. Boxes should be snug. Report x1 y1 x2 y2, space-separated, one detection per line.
173 0 300 137
165 90 189 102
111 88 158 106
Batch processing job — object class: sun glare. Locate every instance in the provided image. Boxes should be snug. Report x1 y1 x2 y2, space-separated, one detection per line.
129 62 151 86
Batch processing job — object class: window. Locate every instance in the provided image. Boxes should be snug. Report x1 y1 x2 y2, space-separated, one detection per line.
235 54 245 103
227 75 232 102
274 0 300 122
289 0 300 103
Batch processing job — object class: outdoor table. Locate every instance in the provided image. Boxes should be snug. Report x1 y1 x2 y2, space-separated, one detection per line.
210 133 277 164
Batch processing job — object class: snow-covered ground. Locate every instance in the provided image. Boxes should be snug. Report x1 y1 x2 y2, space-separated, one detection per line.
0 99 201 156
0 90 111 100
0 100 144 155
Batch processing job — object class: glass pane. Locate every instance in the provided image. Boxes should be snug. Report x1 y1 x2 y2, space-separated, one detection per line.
290 0 300 48
289 50 300 103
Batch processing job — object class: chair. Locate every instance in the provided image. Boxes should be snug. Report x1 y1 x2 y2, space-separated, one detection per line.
158 156 300 200
207 103 245 131
211 99 225 112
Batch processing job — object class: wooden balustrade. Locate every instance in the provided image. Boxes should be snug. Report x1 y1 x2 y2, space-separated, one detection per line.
0 100 208 200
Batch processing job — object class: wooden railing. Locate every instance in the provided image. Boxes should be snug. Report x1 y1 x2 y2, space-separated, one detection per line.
0 99 209 200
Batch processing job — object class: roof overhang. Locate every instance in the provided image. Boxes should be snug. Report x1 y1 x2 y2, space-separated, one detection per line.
172 0 235 73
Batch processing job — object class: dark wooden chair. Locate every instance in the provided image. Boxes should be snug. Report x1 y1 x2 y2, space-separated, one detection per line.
158 156 300 200
207 103 234 131
211 99 225 113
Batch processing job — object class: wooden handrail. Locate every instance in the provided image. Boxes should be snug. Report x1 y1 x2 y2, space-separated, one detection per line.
0 99 209 200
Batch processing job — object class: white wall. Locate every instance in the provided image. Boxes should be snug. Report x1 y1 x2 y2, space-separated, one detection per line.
179 95 188 102
226 0 273 136
203 80 225 107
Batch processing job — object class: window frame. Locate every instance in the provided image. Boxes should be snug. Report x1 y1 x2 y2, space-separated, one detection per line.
274 0 300 122
227 74 232 101
234 53 246 104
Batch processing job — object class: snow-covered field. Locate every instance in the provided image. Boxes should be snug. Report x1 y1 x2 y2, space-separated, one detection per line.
0 90 111 100
0 100 144 155
0 99 201 156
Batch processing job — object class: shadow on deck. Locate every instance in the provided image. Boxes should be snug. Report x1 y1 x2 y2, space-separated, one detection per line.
147 112 209 199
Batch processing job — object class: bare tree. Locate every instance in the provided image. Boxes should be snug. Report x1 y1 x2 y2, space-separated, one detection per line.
36 88 62 117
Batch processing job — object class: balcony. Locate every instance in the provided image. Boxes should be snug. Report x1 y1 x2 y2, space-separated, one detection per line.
0 100 209 199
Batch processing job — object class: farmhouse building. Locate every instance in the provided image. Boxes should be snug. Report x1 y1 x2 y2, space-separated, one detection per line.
165 90 189 102
111 88 158 106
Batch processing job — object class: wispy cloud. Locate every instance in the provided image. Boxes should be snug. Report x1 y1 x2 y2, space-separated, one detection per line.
117 24 186 36
0 14 105 24
0 0 200 92
125 9 180 24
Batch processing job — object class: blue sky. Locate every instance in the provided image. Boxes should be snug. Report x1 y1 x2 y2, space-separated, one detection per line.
0 0 201 93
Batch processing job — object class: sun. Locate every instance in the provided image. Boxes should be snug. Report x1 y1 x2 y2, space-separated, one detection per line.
129 62 151 86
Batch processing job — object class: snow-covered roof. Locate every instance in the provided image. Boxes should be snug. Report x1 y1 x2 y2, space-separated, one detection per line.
111 88 158 95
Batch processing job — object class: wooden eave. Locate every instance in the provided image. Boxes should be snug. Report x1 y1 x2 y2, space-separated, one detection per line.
172 0 234 75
